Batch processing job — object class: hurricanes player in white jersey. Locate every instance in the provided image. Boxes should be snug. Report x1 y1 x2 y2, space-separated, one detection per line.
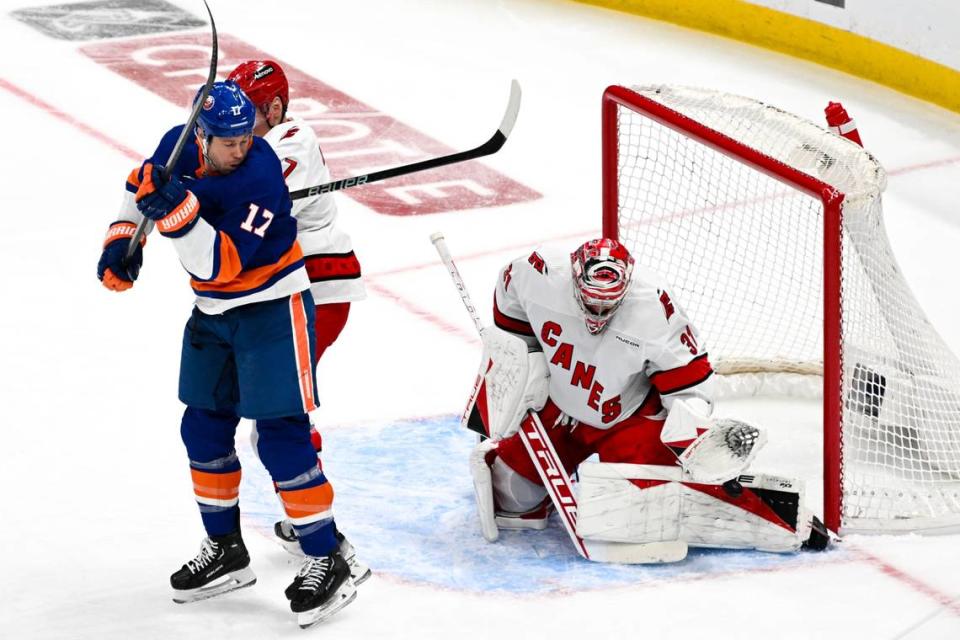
227 60 370 582
467 238 828 558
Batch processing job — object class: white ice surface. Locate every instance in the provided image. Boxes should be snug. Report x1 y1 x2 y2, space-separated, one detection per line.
1 0 959 638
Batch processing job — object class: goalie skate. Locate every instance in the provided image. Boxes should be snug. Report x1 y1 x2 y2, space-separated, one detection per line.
273 520 372 585
495 496 553 531
170 532 257 604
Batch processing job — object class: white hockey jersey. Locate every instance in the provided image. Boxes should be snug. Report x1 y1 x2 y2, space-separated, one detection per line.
264 118 366 305
493 249 715 429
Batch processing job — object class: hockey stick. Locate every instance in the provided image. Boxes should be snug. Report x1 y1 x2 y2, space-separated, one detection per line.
429 232 588 556
124 0 218 263
290 80 521 200
430 232 687 564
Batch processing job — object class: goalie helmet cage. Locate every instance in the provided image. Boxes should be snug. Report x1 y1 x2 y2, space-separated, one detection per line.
602 85 960 535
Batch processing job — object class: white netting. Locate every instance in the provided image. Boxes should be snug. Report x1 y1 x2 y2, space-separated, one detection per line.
611 85 960 533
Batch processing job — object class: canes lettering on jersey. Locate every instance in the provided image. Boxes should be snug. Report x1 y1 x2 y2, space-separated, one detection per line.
494 248 715 428
539 319 623 423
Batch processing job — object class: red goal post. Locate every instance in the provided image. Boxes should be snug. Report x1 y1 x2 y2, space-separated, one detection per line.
602 85 960 535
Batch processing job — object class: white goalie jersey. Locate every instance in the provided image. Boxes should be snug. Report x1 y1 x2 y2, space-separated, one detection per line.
493 248 716 429
264 118 366 304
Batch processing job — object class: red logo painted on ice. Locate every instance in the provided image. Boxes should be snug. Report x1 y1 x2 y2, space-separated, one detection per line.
80 33 540 216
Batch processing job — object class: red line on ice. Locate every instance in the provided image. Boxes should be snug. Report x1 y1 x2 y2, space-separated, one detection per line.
365 278 481 347
366 153 960 283
0 77 141 161
851 546 960 617
888 155 960 175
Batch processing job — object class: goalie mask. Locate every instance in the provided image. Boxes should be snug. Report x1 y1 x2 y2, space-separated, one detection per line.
570 238 635 335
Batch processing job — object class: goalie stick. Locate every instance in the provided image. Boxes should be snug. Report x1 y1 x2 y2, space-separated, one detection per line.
290 80 521 200
124 0 219 264
430 232 687 564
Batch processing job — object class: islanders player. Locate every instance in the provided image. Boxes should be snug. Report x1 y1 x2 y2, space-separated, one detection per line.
96 81 354 627
226 60 369 583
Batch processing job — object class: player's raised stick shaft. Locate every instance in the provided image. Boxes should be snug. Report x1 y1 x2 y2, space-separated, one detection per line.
124 0 219 263
291 80 521 200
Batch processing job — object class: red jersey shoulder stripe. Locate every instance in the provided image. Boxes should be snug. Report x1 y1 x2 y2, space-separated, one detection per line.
650 353 714 395
493 294 534 336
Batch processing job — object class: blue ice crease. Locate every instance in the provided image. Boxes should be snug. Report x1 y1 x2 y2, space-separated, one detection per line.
238 415 840 594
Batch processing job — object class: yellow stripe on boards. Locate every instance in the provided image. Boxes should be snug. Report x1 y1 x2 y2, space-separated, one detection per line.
573 0 960 113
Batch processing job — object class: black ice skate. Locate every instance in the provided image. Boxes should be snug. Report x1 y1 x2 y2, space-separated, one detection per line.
273 520 372 585
170 531 256 603
286 551 356 628
335 530 373 585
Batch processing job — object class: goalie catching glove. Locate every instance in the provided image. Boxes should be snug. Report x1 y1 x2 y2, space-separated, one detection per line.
661 398 767 483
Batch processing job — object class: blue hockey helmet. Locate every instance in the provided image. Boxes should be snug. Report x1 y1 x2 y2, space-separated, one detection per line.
194 81 255 139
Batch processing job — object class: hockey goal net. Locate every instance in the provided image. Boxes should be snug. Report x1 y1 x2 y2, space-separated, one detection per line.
603 85 960 535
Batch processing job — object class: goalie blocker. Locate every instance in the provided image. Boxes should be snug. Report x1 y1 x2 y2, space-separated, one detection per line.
462 326 548 441
463 326 552 542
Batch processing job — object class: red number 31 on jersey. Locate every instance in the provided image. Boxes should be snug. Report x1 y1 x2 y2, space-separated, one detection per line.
680 325 699 355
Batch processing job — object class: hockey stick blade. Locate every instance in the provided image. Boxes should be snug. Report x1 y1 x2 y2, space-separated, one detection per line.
291 79 522 200
124 0 218 263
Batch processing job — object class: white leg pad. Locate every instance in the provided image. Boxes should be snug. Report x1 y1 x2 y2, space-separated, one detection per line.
683 472 805 552
576 463 804 553
470 439 500 542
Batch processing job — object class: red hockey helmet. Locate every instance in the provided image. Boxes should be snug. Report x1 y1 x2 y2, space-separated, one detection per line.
227 60 289 111
570 238 635 335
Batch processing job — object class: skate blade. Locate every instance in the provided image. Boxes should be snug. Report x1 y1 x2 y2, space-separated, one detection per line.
278 536 306 558
350 562 372 586
296 580 357 629
172 567 257 604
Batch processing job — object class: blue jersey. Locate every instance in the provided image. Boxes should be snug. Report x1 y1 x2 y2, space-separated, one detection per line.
121 125 309 313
